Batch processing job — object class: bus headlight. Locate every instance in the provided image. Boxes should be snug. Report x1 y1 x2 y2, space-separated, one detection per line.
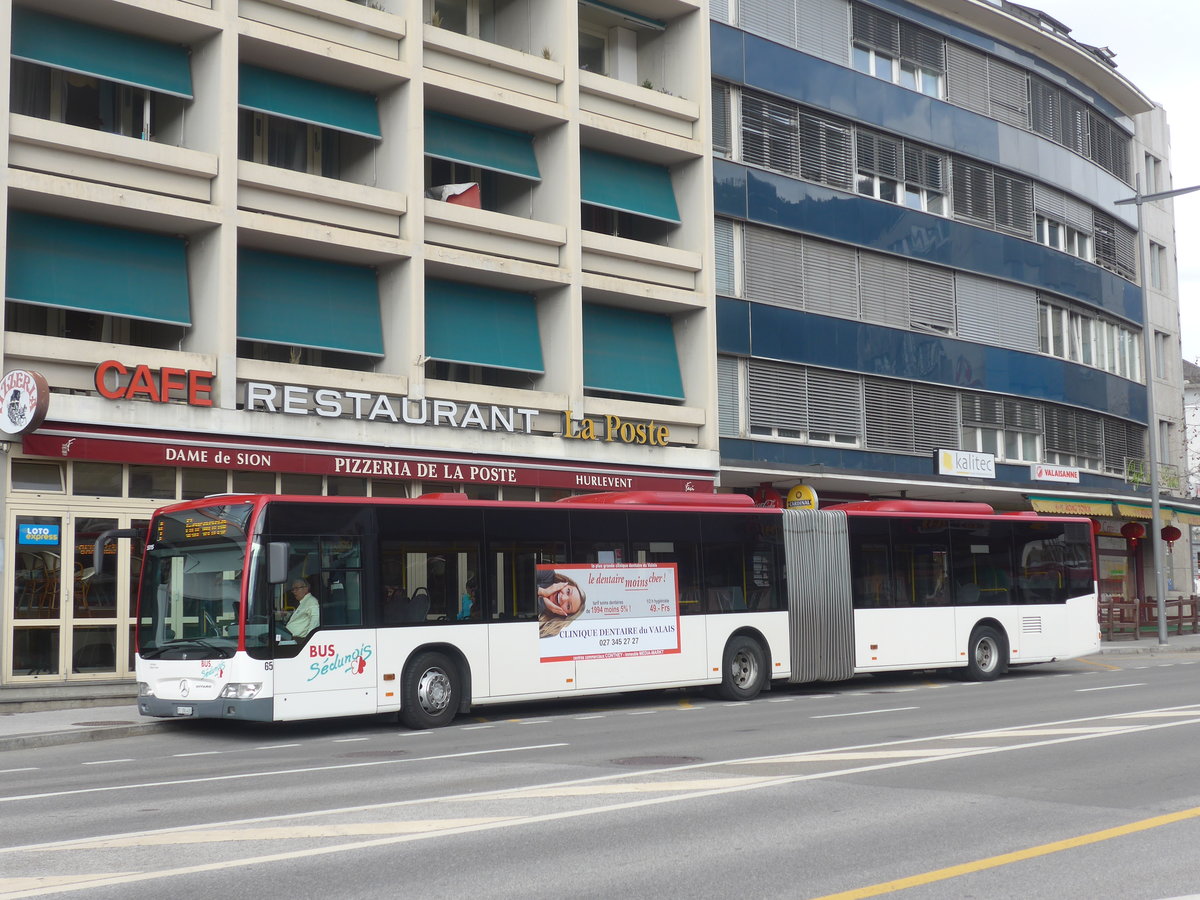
138 682 154 697
219 683 263 700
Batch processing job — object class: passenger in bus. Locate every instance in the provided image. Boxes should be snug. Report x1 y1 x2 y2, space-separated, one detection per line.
537 571 587 638
456 577 477 620
285 578 321 638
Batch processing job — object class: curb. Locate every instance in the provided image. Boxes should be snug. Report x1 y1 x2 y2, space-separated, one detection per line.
0 720 180 753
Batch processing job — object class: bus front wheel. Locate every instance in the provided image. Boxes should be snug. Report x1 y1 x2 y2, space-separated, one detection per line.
400 651 459 729
718 636 767 701
964 626 1006 681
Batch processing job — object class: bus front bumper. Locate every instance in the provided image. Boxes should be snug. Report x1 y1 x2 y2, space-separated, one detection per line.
138 696 274 721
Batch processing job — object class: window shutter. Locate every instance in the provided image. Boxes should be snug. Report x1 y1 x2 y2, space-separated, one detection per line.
954 273 997 344
710 0 730 23
1003 399 1041 432
714 217 736 296
952 158 995 226
1030 78 1061 144
945 42 989 114
852 3 899 54
1033 185 1092 235
899 21 944 70
807 368 863 439
738 0 798 49
797 0 852 66
912 385 959 453
991 279 1039 351
903 143 946 191
962 393 1004 428
799 111 853 190
907 261 955 333
993 171 1034 237
857 129 902 180
803 237 859 319
986 57 1029 128
717 355 741 436
859 252 909 328
1075 410 1103 459
711 82 731 155
864 379 914 451
748 359 807 432
1094 212 1137 280
741 90 799 177
1043 405 1076 455
1060 93 1091 157
743 224 804 309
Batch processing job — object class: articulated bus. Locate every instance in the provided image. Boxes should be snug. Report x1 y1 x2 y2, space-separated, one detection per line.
123 491 1099 728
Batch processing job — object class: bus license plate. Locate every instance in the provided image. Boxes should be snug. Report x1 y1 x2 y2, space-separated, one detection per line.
175 706 193 716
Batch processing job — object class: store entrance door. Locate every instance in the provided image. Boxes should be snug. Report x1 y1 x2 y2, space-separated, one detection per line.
8 508 149 683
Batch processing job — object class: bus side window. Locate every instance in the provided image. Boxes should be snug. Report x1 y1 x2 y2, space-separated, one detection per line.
485 507 569 620
629 512 701 615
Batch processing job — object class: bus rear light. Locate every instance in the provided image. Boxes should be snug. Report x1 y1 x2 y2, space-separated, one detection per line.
219 682 263 700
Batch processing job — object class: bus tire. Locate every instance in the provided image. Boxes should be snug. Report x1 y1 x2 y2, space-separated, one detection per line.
964 626 1006 681
400 651 459 729
718 636 767 701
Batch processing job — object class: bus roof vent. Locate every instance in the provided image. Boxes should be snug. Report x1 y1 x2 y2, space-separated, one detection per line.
556 491 757 509
826 500 996 515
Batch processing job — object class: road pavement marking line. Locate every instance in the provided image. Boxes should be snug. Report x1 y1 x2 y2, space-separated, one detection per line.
0 768 38 774
812 707 918 719
0 743 569 805
1077 683 1147 692
0 875 138 892
471 778 771 800
572 715 605 720
738 749 995 763
461 725 493 730
43 820 517 849
332 738 369 743
809 805 1200 900
254 744 299 750
172 751 221 757
1115 711 1200 718
956 727 1129 738
80 760 133 766
1078 658 1120 670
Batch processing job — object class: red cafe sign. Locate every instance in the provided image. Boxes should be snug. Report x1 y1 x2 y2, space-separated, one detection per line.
24 429 713 493
94 360 214 406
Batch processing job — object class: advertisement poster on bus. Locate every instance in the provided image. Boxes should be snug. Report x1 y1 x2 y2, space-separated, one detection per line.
537 563 680 662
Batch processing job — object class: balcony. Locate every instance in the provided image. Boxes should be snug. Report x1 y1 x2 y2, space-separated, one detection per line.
578 70 700 145
580 230 701 294
239 0 406 61
423 24 563 107
424 198 565 267
238 161 406 237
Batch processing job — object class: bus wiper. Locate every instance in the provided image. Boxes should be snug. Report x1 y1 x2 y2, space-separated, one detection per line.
142 637 228 658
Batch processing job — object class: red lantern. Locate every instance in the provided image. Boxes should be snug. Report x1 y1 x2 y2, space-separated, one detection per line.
1161 525 1182 550
1120 522 1145 545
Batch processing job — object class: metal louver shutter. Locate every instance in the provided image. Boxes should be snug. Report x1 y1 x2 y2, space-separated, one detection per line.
987 57 1029 128
852 3 899 54
952 158 995 226
903 144 945 191
1030 78 1061 143
907 261 955 333
807 368 863 439
993 171 1034 237
739 0 798 48
717 355 741 436
741 90 799 177
859 252 908 328
945 42 989 114
1094 212 1137 280
1003 398 1041 432
748 359 807 433
961 393 1003 427
743 225 804 309
1113 220 1137 280
1102 418 1129 472
1075 410 1103 459
799 112 853 190
857 130 902 179
714 217 736 296
899 20 944 70
1060 93 1091 157
954 273 997 344
1088 112 1114 175
1043 405 1076 455
797 0 851 65
990 279 1038 351
803 238 859 319
709 0 730 24
712 82 731 155
864 379 914 452
1034 184 1091 235
912 385 959 453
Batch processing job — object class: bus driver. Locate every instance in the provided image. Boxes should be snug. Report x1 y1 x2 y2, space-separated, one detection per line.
285 578 320 638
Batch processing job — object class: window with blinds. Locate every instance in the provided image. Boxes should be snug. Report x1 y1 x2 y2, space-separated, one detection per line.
736 0 852 65
717 355 741 436
712 82 732 156
1093 211 1137 281
863 378 957 454
1030 76 1131 183
714 217 736 297
741 90 800 177
746 359 862 444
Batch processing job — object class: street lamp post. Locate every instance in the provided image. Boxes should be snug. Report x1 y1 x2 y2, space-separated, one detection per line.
1115 178 1200 645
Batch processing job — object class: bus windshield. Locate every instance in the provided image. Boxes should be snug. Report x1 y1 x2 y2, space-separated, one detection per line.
138 502 254 659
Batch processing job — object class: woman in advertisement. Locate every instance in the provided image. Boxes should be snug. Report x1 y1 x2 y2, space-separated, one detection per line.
537 570 587 638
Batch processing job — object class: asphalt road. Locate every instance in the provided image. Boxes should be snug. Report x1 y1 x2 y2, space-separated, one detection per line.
3 653 1200 899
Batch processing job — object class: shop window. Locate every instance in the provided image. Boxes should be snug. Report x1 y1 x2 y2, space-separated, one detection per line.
129 465 176 499
12 461 64 492
281 473 324 495
232 470 276 493
73 462 123 496
371 480 409 498
328 476 368 496
12 627 59 676
182 468 228 499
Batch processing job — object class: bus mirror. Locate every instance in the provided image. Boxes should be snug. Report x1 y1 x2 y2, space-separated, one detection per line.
267 542 290 584
93 528 144 581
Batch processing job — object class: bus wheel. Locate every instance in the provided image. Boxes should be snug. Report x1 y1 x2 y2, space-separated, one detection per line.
964 626 1006 681
718 636 767 701
400 651 458 729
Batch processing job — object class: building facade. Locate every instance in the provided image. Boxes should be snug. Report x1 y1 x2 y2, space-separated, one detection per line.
709 0 1197 605
1 0 717 685
1 0 1195 689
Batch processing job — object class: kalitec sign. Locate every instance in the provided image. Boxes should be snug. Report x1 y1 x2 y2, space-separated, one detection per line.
935 448 996 479
25 430 712 493
1 369 49 436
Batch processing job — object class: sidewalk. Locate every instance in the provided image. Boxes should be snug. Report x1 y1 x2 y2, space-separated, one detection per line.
1 634 1199 752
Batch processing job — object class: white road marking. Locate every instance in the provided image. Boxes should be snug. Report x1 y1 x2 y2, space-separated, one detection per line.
332 738 369 743
1077 683 1147 692
572 715 605 720
255 744 300 750
461 725 493 730
81 760 133 766
812 706 919 719
173 751 221 757
0 768 38 775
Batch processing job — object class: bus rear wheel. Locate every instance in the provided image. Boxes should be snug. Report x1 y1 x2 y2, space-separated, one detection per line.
718 636 767 701
400 651 459 729
964 626 1006 681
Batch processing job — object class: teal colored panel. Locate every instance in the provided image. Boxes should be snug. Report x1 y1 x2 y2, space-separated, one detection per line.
425 112 540 180
425 280 543 373
580 149 680 223
238 250 382 356
239 64 380 139
11 8 192 98
6 210 190 325
584 304 683 400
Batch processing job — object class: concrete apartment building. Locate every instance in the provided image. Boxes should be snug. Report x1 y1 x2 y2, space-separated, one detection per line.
0 0 1193 688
